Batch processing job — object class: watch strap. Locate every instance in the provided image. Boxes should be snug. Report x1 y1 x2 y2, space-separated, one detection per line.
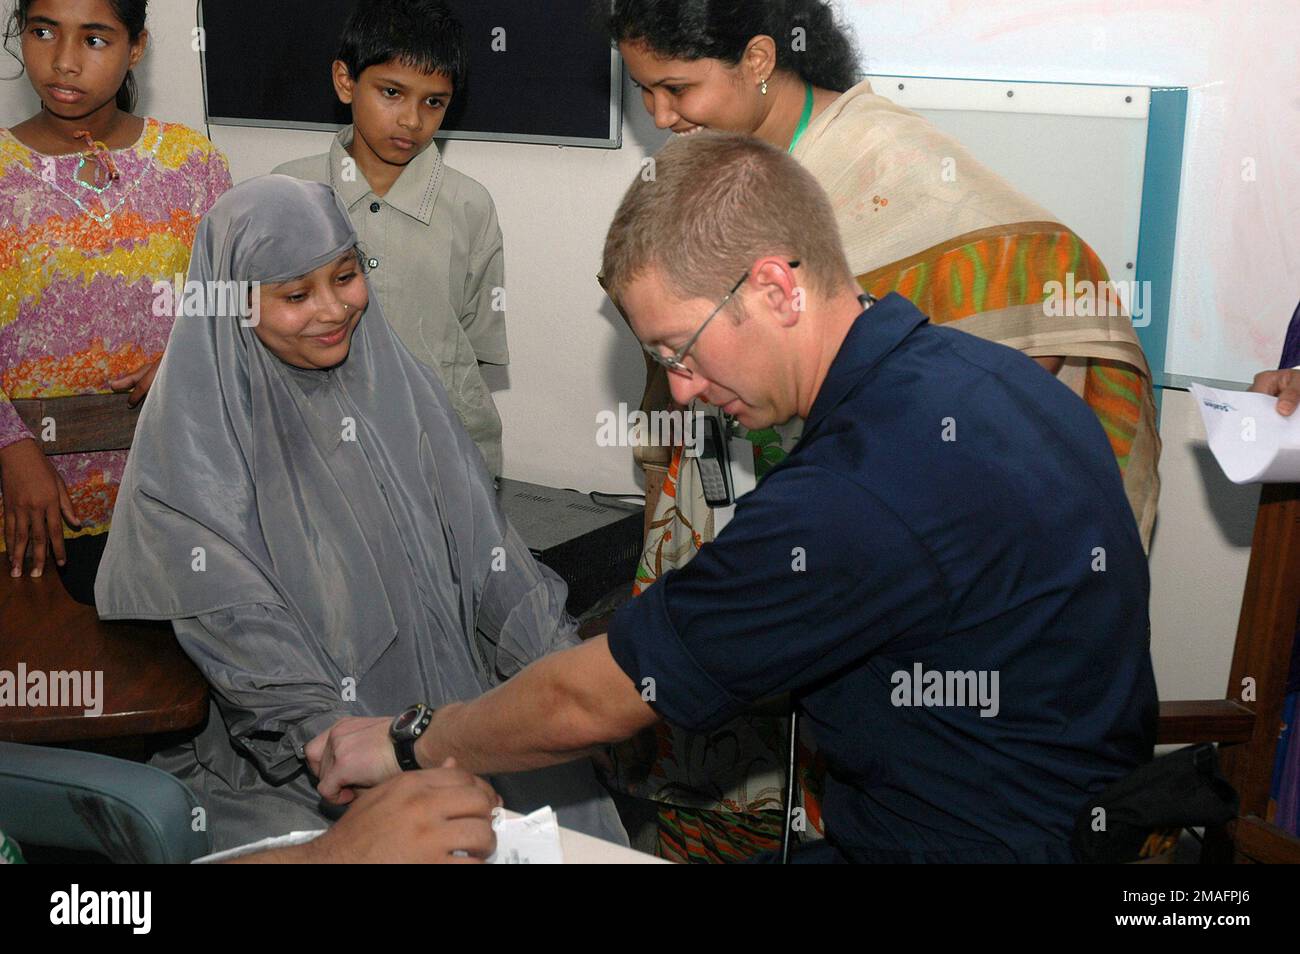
391 703 434 771
395 736 420 771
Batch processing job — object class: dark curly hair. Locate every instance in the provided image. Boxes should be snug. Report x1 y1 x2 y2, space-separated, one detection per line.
602 0 860 93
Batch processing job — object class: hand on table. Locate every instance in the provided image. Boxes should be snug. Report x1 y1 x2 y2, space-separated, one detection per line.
0 438 80 578
1248 367 1299 417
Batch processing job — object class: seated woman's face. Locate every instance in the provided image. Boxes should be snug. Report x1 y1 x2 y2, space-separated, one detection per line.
252 252 369 370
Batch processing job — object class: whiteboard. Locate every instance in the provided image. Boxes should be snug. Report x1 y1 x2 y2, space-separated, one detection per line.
867 76 1146 314
841 0 1299 391
863 74 1184 389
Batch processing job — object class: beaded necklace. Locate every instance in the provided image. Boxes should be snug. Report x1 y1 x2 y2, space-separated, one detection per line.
14 120 160 225
72 129 121 192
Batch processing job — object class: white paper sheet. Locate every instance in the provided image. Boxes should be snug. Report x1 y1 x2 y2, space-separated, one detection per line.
1190 383 1300 484
486 806 564 864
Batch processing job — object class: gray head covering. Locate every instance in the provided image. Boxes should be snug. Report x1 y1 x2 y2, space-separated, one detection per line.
95 176 626 846
97 175 488 667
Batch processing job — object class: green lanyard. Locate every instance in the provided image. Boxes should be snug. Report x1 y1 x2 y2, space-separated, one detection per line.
787 82 814 154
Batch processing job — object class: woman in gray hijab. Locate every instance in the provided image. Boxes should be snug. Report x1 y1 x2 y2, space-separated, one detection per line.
95 175 626 851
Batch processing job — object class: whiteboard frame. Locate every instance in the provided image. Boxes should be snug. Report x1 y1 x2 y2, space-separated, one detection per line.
865 74 1188 410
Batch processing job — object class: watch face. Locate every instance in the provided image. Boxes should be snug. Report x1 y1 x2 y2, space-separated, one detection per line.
393 707 421 734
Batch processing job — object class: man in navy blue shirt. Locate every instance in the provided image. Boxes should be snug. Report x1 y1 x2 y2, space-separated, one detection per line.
309 132 1158 863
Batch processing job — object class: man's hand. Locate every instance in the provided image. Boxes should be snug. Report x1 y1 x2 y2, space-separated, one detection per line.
231 761 502 864
0 438 80 578
306 715 400 804
108 356 162 408
1248 367 1300 416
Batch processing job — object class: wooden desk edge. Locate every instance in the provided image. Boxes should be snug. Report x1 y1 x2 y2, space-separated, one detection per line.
0 696 209 745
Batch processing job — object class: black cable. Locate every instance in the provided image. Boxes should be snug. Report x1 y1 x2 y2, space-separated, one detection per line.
558 487 645 509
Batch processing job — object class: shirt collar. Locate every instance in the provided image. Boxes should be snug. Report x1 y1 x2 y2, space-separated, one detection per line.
804 292 929 435
327 125 446 225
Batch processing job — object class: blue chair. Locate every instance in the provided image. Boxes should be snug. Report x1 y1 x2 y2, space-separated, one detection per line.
0 741 211 863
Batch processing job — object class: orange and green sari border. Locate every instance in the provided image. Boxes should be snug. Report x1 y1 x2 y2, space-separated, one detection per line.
856 221 1148 476
857 220 1113 321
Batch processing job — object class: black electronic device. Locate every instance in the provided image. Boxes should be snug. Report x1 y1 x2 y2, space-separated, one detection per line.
494 479 643 617
695 413 735 508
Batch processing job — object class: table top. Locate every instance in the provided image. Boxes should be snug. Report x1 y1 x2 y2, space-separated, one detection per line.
0 571 207 744
554 818 671 864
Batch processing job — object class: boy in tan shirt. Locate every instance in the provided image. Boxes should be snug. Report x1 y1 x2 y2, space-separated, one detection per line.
275 0 507 475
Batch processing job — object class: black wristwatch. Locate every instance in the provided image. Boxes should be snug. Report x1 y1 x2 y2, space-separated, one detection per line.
390 703 435 771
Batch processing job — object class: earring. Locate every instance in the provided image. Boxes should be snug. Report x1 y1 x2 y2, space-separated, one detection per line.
760 77 768 95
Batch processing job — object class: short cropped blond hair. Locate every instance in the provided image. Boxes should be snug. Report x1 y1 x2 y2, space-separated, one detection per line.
601 132 854 313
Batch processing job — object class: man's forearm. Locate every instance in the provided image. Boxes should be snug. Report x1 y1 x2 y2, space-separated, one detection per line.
415 635 655 775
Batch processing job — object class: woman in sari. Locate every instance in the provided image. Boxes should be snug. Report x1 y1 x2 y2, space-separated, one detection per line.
94 175 626 851
603 0 1161 862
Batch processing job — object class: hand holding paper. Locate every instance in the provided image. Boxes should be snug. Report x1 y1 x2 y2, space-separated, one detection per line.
1247 367 1300 417
1191 383 1300 484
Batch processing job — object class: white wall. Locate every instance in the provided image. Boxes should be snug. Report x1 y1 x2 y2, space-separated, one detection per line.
3 1 1282 701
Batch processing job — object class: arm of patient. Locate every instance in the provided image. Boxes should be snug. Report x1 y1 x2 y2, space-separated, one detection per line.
172 604 354 782
470 519 585 680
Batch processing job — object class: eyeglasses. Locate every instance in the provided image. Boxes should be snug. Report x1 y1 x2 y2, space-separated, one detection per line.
642 260 801 378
